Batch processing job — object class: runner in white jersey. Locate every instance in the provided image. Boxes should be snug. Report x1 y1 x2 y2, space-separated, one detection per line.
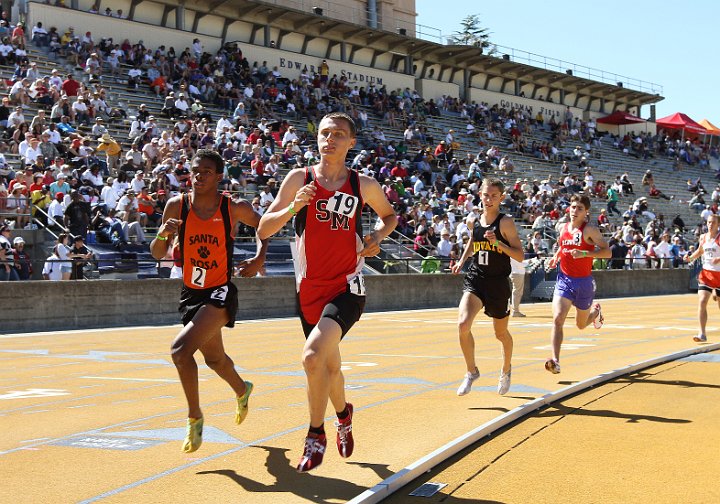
684 213 720 342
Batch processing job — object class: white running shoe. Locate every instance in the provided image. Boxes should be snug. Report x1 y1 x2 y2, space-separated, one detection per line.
457 369 480 396
693 334 707 343
512 311 526 318
497 368 511 395
592 303 604 329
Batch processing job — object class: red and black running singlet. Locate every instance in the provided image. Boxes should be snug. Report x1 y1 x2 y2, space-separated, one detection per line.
178 193 234 290
293 167 364 324
557 221 594 278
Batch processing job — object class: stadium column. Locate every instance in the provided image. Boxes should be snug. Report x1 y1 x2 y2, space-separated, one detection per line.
176 2 185 31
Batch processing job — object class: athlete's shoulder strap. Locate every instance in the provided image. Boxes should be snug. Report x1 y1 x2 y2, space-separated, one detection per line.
349 168 364 235
304 166 315 184
178 193 190 266
220 194 233 283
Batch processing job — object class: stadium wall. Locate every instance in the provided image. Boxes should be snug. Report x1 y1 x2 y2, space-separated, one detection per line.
28 3 222 54
2 270 692 333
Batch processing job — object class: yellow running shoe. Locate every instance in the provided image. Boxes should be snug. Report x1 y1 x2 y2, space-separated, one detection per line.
182 417 203 453
235 381 254 425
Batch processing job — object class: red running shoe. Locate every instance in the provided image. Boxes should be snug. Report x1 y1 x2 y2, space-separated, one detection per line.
296 432 327 473
335 403 354 458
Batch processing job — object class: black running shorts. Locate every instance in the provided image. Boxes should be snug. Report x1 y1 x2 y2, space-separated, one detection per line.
463 268 511 319
179 281 239 328
299 290 366 339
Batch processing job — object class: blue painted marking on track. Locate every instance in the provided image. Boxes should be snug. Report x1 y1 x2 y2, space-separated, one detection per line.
52 436 164 450
102 426 243 444
679 353 720 363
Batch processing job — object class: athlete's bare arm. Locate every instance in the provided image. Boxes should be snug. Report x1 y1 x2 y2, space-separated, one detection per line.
150 196 182 260
257 169 312 240
451 217 475 274
488 215 525 263
358 174 397 257
231 198 268 277
685 238 705 263
568 225 611 259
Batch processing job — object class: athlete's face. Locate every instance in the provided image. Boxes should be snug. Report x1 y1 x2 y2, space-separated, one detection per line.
317 117 356 160
480 184 502 210
569 202 588 222
708 217 719 234
191 157 221 193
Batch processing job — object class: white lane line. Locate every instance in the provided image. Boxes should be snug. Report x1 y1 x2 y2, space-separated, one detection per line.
348 342 720 504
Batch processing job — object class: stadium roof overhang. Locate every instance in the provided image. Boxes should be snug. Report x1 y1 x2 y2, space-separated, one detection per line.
157 0 662 109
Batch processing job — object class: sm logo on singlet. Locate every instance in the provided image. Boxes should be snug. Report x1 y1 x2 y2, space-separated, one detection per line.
315 200 350 230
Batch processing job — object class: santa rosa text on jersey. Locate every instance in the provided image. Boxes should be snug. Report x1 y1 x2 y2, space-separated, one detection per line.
188 234 221 247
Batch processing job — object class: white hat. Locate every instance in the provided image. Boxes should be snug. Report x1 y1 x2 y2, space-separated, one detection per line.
13 236 25 245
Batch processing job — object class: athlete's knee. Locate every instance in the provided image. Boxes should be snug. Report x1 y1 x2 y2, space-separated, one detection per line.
458 318 474 336
302 348 324 374
495 329 511 342
205 354 231 372
170 340 193 366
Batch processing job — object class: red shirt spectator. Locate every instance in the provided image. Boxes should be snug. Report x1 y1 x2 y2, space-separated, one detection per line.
61 76 81 97
390 164 408 179
251 156 264 177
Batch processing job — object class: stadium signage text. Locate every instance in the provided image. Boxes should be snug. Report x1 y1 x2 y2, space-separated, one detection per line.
278 58 384 86
500 99 560 118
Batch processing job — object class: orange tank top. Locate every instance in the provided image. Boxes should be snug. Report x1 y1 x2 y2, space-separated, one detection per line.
179 193 234 289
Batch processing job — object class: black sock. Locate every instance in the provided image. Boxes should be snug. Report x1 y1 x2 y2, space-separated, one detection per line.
309 425 325 436
337 405 349 420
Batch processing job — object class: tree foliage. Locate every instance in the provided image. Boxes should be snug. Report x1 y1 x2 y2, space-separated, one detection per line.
449 14 493 53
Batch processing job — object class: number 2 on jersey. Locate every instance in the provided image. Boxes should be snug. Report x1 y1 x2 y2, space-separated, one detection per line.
191 266 206 288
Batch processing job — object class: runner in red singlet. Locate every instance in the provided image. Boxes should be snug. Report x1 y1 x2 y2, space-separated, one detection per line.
545 194 610 374
259 112 397 473
150 149 267 453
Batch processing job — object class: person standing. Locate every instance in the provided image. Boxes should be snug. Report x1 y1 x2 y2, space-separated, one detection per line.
258 112 397 473
13 236 32 280
510 257 526 317
0 225 19 281
150 149 267 453
683 213 720 343
451 178 525 396
545 194 610 374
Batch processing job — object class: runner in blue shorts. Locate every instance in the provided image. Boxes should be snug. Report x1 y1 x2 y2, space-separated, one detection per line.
546 195 611 374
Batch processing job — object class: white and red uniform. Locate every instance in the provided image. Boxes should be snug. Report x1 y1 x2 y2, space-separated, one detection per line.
293 167 364 325
698 232 720 289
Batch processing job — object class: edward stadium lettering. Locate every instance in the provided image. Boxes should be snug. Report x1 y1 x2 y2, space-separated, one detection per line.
278 58 383 85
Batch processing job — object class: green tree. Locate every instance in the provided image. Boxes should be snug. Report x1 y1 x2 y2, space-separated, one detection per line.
449 14 493 53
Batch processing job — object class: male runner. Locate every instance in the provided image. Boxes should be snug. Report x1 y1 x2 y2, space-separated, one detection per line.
684 213 720 343
545 194 610 374
451 178 525 396
150 149 266 453
258 112 397 472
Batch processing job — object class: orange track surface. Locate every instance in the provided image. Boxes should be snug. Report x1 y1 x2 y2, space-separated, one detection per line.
1 293 716 503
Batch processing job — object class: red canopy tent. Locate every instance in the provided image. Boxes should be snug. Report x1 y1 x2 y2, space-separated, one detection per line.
655 112 707 136
596 110 645 125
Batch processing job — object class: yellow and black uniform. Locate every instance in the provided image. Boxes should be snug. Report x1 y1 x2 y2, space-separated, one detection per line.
177 193 238 327
462 212 512 319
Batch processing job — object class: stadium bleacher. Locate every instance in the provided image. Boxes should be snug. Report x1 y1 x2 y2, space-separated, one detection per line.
0 4 715 282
